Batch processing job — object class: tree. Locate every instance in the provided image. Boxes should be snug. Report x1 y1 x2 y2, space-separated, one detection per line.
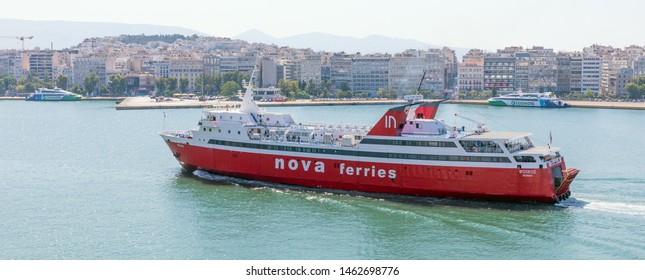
376 88 397 99
83 73 99 96
625 83 638 99
166 77 178 93
583 89 596 99
69 85 83 94
155 77 166 96
1 74 17 95
55 74 68 90
108 74 126 96
220 81 241 97
179 78 189 93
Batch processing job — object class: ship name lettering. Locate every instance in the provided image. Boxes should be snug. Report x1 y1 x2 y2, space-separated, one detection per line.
340 163 396 179
275 158 325 173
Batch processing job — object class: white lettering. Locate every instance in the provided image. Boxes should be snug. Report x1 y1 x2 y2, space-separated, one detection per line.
301 160 311 171
288 159 298 170
340 163 345 175
388 170 397 179
385 115 396 128
275 158 285 170
378 169 386 178
315 161 325 173
346 167 354 175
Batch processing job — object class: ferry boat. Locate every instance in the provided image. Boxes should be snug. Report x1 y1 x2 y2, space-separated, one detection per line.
488 92 568 108
160 73 578 203
25 88 82 101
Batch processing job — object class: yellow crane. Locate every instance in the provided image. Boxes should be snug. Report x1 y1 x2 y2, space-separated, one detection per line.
0 36 34 51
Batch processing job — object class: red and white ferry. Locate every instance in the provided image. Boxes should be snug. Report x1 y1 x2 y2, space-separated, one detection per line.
161 79 579 203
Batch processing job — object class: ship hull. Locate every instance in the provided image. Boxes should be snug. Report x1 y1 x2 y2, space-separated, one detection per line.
163 139 576 203
25 94 82 101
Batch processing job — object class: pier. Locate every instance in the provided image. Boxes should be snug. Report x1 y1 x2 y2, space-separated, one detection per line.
114 96 645 110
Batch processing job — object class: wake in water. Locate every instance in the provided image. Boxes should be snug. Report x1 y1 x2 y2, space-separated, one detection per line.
558 197 645 217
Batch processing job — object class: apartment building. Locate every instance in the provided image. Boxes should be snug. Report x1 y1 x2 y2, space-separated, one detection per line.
299 53 322 83
457 59 484 92
483 56 516 93
28 51 54 81
527 46 557 92
351 54 390 96
615 68 633 96
389 51 427 95
556 55 571 95
153 58 203 91
570 53 601 93
601 57 628 96
330 53 352 92
72 56 115 87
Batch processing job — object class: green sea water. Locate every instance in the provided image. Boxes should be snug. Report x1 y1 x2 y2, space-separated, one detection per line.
0 100 643 259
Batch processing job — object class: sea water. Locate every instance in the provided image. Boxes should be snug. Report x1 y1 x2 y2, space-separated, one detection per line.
0 101 643 259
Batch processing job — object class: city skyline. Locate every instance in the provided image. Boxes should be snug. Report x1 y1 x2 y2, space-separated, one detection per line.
1 0 643 52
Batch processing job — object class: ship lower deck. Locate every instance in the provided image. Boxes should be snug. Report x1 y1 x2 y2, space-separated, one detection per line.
164 139 575 203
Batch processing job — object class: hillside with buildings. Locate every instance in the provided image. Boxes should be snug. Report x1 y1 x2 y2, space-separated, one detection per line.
1 31 644 100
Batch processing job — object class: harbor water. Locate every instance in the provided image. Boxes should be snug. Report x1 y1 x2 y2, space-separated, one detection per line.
0 100 643 259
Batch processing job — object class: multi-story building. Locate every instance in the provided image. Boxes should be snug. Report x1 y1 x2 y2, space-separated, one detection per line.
300 53 322 83
28 51 54 81
237 51 259 76
457 59 484 92
72 56 114 89
330 53 352 92
632 56 645 77
615 68 633 97
153 58 203 91
483 56 515 93
570 53 601 93
0 52 28 78
422 49 445 92
462 49 485 62
260 57 278 88
389 51 427 95
351 54 389 96
281 58 300 82
203 54 220 76
556 55 571 95
527 46 557 92
441 47 458 91
321 65 331 82
514 52 529 92
601 57 628 96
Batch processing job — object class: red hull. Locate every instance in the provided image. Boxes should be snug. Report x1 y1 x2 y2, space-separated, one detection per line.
165 140 576 203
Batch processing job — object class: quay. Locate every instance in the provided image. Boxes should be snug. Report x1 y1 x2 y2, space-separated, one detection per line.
114 96 645 110
4 95 644 110
115 97 406 110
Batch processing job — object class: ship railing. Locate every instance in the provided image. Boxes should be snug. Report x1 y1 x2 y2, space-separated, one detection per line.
162 130 193 139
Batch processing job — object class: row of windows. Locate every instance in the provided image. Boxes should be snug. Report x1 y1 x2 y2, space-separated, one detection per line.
208 139 511 163
360 138 457 147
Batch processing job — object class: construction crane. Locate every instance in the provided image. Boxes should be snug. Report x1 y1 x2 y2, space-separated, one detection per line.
0 36 34 51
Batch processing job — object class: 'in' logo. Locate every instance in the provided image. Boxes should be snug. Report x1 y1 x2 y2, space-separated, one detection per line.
384 115 396 128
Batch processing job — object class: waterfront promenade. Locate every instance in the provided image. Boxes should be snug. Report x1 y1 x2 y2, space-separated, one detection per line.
3 96 644 110
113 96 645 110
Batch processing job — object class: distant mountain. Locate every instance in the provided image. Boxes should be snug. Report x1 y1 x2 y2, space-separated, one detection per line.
235 29 470 58
0 19 207 50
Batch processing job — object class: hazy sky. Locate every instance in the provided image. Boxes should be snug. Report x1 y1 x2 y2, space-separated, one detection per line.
1 0 642 51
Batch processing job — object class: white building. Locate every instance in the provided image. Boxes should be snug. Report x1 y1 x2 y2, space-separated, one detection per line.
457 59 484 92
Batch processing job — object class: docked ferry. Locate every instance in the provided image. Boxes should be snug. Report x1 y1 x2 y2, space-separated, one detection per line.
25 88 82 101
488 92 568 108
161 75 578 203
